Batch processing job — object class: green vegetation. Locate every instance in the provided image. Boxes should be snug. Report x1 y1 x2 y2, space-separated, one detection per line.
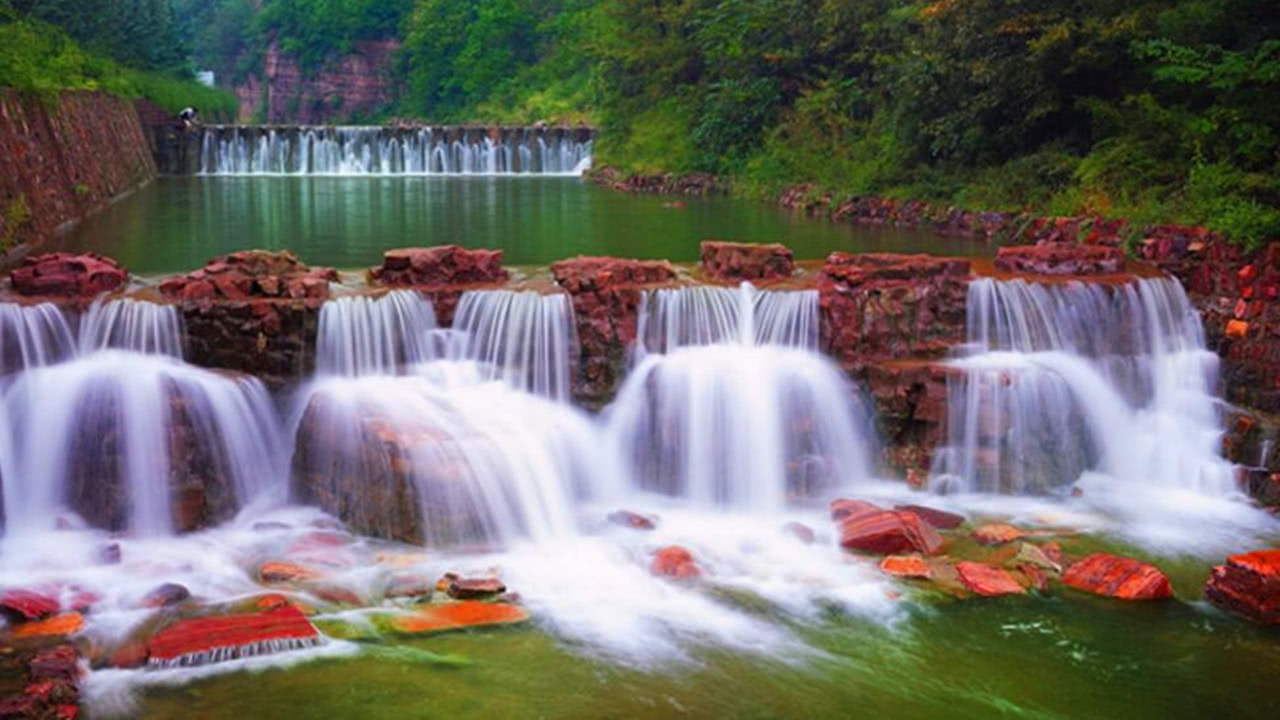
7 0 1279 245
0 193 31 250
0 2 237 119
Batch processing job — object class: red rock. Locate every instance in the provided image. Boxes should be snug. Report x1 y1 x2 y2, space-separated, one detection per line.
159 250 334 301
108 641 149 669
1061 553 1173 600
607 510 657 531
895 504 965 530
372 246 508 286
259 562 323 584
830 498 881 522
390 601 529 635
446 578 506 600
147 606 319 664
385 576 434 599
141 583 190 608
700 241 795 281
1204 549 1280 625
12 613 84 639
879 555 932 579
840 510 944 556
972 523 1026 545
28 645 79 681
309 585 363 606
651 546 703 579
0 590 59 621
10 252 127 297
956 562 1025 597
994 244 1126 276
1238 265 1257 284
781 522 816 544
1226 320 1249 339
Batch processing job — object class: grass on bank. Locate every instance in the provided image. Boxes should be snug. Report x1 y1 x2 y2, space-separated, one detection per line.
0 13 237 121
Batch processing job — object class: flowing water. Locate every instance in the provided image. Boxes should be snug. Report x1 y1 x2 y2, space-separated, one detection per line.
4 226 1279 715
198 126 593 177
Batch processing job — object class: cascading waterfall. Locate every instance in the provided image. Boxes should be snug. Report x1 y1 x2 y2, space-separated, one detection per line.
606 283 877 509
295 289 596 547
0 300 283 535
931 277 1235 497
317 289 574 401
0 302 77 374
198 126 593 177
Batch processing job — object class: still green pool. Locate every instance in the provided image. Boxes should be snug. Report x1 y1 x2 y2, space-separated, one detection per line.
55 177 984 274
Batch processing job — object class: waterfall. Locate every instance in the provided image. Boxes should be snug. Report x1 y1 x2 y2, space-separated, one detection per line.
295 288 592 546
0 299 182 376
607 283 877 509
0 303 77 375
931 277 1235 496
317 289 574 401
316 291 444 376
0 351 284 536
197 126 594 177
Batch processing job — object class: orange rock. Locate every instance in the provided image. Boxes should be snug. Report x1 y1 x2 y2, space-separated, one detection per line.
259 562 323 584
1061 553 1173 600
955 562 1025 597
390 602 529 635
1225 320 1249 339
879 556 932 579
972 523 1026 545
12 613 84 639
651 546 702 579
255 594 290 610
1204 549 1280 625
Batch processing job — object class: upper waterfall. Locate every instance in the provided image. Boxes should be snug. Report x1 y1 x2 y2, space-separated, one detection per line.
198 126 594 177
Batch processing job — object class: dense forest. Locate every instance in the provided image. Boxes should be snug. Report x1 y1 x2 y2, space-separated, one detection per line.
0 0 236 116
3 0 1277 245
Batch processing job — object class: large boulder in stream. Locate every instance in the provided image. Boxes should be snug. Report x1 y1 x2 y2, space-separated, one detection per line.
10 252 126 297
700 241 794 281
835 501 945 556
146 605 320 667
1204 550 1280 625
1061 553 1173 600
159 249 337 301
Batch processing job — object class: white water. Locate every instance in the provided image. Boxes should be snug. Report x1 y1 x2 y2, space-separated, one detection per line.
0 351 285 536
317 289 574 401
199 126 593 177
290 364 605 547
608 283 877 509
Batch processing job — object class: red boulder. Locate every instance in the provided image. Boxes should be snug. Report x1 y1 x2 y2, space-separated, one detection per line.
446 578 507 600
10 252 126 297
994 244 1126 276
839 510 944 556
147 606 320 665
700 241 794 281
0 589 59 622
956 562 1025 597
651 546 702 579
894 504 966 530
1204 549 1280 625
1061 553 1173 600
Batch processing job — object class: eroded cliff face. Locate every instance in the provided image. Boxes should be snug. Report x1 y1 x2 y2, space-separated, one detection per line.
235 39 400 124
0 91 156 248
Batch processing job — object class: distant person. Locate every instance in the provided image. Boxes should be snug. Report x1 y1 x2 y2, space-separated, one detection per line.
179 107 199 129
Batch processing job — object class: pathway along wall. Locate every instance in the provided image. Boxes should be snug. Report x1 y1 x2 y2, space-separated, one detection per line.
4 239 1278 506
0 90 157 249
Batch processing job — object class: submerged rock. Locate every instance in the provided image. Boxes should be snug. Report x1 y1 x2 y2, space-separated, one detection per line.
956 562 1025 597
389 601 529 635
142 583 191 608
895 504 965 530
1061 553 1173 600
971 524 1026 545
700 241 794 281
10 252 127 297
446 578 506 600
147 605 321 667
839 510 944 556
651 546 703 579
11 613 84 640
1204 549 1280 625
879 555 932 579
607 510 657 531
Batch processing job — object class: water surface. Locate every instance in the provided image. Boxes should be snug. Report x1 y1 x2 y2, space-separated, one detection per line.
57 177 985 273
